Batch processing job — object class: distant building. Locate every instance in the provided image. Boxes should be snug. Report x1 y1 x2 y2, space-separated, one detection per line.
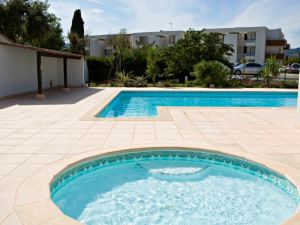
203 27 288 65
86 27 288 65
86 31 184 57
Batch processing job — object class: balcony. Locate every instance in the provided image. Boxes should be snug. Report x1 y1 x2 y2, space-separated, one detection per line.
265 53 285 60
266 39 287 47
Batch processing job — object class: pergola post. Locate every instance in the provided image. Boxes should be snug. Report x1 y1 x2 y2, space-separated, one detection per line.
62 57 70 92
36 53 45 99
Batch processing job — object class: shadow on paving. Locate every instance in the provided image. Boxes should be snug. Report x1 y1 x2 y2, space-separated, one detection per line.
0 87 103 109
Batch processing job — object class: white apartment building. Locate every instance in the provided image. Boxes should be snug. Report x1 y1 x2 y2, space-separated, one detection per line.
204 27 288 65
86 31 184 57
87 27 288 65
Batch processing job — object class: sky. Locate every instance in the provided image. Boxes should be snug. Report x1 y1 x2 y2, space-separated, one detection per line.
48 0 300 48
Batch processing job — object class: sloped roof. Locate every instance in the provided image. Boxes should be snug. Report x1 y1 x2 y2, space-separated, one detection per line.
0 40 83 59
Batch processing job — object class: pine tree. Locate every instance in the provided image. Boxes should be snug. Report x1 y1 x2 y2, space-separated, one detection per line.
70 9 84 38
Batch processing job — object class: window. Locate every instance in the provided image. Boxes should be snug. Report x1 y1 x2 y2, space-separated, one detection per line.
249 46 255 56
248 32 256 41
139 36 148 45
244 33 248 40
169 35 176 44
243 47 247 54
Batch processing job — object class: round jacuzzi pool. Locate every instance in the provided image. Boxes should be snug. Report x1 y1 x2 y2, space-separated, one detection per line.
51 150 300 225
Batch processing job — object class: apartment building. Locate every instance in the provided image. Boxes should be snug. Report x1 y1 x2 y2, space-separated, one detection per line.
203 27 288 65
87 27 288 65
86 31 184 57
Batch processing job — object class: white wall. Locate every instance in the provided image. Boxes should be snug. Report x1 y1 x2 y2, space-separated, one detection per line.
89 39 105 57
0 45 37 97
41 57 59 88
0 45 84 97
224 34 238 64
255 30 266 65
68 58 85 86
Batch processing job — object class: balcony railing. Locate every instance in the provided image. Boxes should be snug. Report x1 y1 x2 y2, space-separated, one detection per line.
266 40 287 47
265 53 285 60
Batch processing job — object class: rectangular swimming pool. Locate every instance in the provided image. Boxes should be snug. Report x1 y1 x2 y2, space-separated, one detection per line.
97 91 298 118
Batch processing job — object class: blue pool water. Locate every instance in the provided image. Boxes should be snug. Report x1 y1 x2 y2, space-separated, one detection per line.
98 91 298 118
51 150 300 225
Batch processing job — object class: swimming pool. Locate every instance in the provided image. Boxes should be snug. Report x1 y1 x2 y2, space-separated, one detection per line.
51 150 300 225
98 91 298 118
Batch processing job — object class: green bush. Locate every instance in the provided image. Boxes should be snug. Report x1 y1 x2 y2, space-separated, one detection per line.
123 48 147 76
280 80 298 88
191 60 229 87
132 76 148 87
115 71 148 87
87 57 113 82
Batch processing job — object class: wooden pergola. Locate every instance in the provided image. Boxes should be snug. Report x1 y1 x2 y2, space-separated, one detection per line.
0 41 83 98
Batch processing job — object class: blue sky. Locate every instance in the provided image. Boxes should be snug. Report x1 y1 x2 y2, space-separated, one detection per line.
48 0 300 47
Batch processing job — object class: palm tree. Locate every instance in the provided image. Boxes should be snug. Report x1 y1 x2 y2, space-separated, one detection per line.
262 56 280 87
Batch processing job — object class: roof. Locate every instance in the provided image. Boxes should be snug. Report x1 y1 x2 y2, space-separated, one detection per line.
87 30 185 40
0 41 83 59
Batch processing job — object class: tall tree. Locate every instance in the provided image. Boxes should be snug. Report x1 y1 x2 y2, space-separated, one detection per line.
160 29 233 81
69 9 85 54
146 47 160 86
0 0 65 50
70 9 84 38
110 29 131 75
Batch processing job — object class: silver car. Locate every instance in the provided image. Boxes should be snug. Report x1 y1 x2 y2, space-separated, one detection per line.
233 63 263 75
289 63 300 73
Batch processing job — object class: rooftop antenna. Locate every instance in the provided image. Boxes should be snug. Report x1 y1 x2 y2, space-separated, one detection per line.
168 22 173 31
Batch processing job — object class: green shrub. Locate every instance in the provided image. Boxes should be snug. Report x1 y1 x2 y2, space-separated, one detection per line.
280 80 298 88
88 82 97 87
115 71 148 87
87 57 113 82
116 71 132 87
191 60 229 87
123 49 147 76
132 76 148 87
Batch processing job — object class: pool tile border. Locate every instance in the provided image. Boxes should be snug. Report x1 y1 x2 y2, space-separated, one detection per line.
15 144 300 225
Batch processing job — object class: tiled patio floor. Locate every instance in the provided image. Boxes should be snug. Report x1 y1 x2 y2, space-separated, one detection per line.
0 87 300 224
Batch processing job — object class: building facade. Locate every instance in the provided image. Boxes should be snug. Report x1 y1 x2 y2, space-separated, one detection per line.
86 31 184 57
203 27 288 65
87 27 288 65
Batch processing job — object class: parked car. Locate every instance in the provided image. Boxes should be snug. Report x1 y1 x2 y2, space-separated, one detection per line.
279 66 289 73
288 63 300 73
233 63 263 75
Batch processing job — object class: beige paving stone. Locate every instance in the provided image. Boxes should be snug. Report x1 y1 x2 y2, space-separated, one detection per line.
0 146 11 154
0 215 8 224
0 193 15 215
1 214 23 225
0 164 19 176
25 154 64 164
16 200 62 225
0 154 31 164
9 164 44 176
7 146 40 154
0 176 26 194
